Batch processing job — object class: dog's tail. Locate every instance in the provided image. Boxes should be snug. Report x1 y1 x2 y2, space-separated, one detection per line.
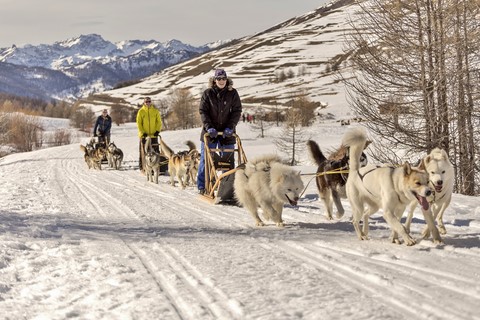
185 140 196 151
306 140 327 167
144 136 153 154
342 127 368 172
159 137 174 159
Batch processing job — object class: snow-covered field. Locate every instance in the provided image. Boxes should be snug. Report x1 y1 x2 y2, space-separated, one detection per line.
1 121 479 320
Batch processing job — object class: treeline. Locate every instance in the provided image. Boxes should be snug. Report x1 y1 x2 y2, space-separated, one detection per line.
0 94 75 155
0 93 72 118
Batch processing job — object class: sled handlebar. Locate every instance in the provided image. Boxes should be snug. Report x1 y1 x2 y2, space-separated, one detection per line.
203 132 238 138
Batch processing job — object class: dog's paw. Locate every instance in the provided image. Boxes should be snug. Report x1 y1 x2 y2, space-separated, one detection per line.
255 221 265 227
404 236 416 246
336 211 344 219
438 225 447 235
276 222 285 228
421 228 431 239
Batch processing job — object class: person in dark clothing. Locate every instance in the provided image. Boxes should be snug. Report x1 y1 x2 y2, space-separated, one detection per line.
93 109 112 145
197 69 242 194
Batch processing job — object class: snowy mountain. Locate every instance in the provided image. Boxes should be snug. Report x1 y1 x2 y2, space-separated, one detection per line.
0 34 225 101
79 0 358 121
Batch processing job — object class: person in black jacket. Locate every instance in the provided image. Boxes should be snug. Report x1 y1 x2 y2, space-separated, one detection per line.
93 109 112 145
197 69 242 195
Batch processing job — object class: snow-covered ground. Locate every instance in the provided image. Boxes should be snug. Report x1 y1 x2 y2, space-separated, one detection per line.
1 120 479 320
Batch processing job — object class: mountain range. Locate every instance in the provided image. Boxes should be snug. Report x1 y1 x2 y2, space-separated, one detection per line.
0 34 228 101
80 0 357 120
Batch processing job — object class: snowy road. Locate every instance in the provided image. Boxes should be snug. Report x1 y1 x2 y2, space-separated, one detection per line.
1 123 480 320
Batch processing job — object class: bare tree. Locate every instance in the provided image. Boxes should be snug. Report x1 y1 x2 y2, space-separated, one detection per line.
168 88 200 130
110 105 133 126
70 106 95 132
275 108 310 165
51 129 72 146
7 113 44 152
249 111 274 138
343 0 480 194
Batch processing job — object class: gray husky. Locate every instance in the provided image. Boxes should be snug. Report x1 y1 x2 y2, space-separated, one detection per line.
107 142 124 170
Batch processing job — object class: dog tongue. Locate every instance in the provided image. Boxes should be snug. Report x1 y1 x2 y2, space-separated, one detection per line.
417 195 429 210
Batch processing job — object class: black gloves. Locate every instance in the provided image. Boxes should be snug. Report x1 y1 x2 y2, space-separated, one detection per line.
154 131 160 137
142 133 148 138
93 134 97 137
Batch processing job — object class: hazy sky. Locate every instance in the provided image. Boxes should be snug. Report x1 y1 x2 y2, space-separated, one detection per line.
0 0 329 48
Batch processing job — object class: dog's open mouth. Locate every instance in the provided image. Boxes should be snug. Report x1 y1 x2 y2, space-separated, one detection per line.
285 194 298 206
413 192 430 211
434 185 443 193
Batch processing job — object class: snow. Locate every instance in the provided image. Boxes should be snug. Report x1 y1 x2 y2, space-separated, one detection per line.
1 119 479 320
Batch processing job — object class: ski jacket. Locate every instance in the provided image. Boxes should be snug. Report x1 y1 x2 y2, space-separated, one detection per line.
136 104 162 138
199 78 242 145
93 115 112 136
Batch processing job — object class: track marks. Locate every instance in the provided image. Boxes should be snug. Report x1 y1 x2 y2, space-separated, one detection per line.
276 240 477 320
129 243 244 320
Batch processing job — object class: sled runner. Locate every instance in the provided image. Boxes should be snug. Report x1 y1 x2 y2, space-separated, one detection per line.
201 132 247 204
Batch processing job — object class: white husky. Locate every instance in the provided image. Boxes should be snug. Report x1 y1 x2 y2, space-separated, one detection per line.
343 127 434 245
234 155 304 227
405 148 454 239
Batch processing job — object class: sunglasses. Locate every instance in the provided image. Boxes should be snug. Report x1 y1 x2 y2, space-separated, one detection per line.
215 77 227 81
145 100 151 103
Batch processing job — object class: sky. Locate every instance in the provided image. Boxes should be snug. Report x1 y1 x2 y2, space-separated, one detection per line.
0 117 479 319
0 0 328 48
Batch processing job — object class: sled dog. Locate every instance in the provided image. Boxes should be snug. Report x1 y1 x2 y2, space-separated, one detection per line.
185 141 200 186
80 143 105 170
106 142 124 170
234 155 304 227
144 137 161 184
80 144 91 168
307 140 369 220
343 127 433 245
159 138 197 189
405 148 454 241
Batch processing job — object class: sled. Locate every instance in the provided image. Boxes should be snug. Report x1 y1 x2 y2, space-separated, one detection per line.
200 132 247 205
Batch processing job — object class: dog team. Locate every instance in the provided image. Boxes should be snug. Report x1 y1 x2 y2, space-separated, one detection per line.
301 126 453 246
79 72 454 246
80 117 453 247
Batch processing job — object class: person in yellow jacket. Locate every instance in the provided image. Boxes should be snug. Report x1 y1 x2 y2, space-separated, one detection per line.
136 97 162 171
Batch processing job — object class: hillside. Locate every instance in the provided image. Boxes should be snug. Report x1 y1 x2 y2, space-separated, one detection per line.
79 0 358 120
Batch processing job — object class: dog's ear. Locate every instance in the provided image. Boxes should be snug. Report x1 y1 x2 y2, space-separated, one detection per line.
418 158 426 170
403 161 412 175
424 155 432 166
